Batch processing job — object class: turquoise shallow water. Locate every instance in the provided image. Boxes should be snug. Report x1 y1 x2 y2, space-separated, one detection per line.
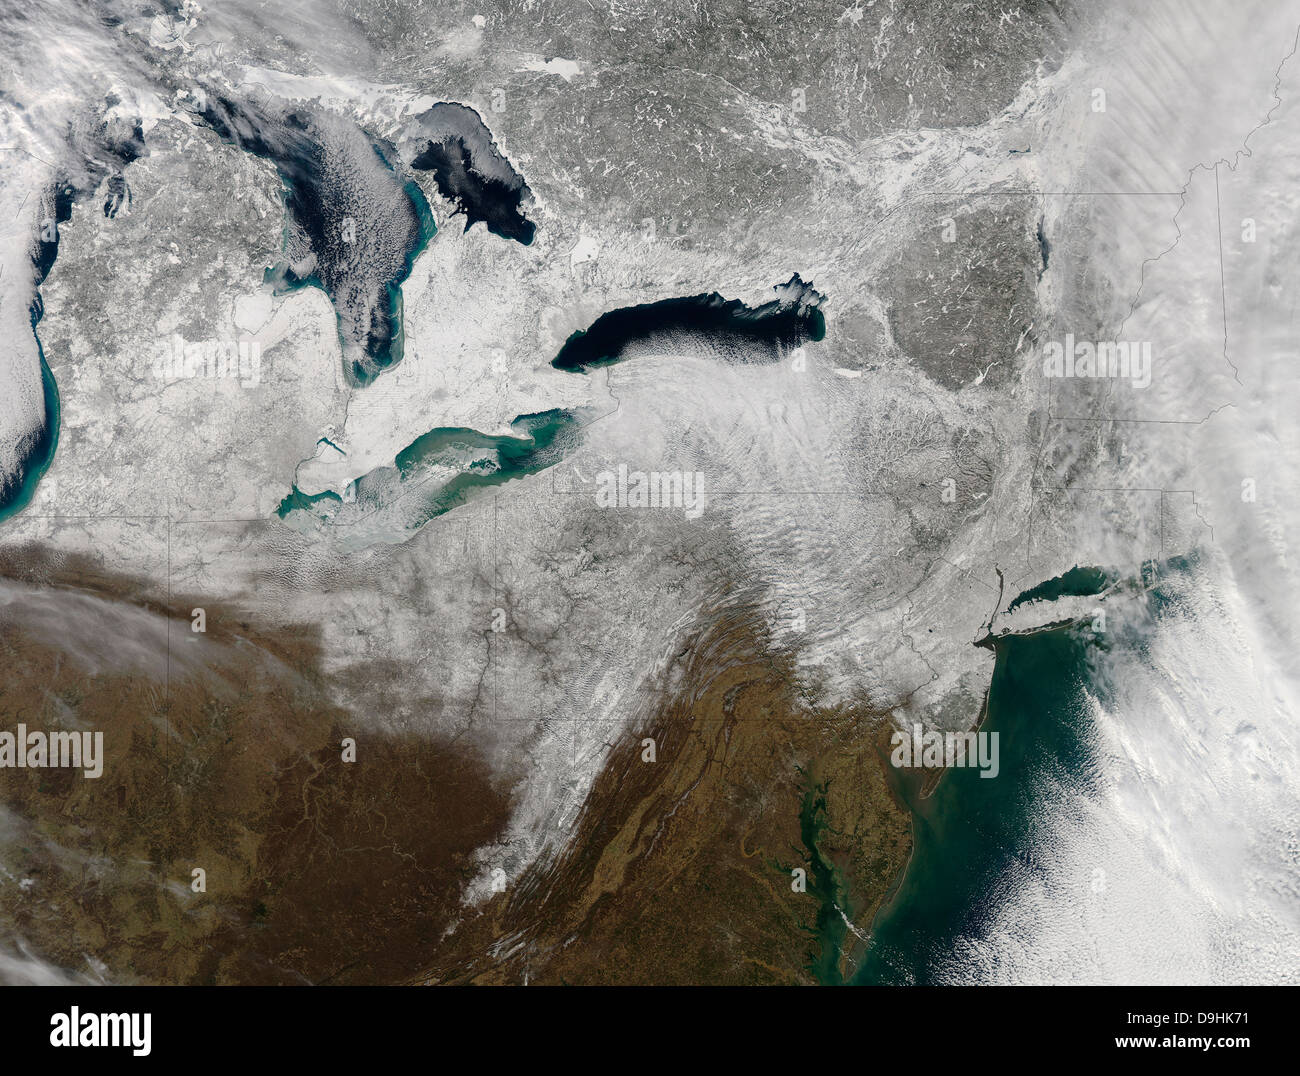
0 326 61 526
277 408 586 534
264 172 437 385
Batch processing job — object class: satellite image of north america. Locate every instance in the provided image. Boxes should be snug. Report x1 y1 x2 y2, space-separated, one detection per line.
0 0 1296 1021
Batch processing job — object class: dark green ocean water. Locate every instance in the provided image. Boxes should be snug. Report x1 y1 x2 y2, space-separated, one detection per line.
851 618 1104 983
835 563 1186 985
